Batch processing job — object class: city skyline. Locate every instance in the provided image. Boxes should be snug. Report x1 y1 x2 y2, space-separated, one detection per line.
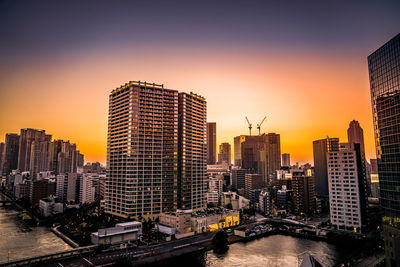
1 1 400 165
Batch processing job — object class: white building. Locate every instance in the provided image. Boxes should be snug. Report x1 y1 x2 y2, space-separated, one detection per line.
328 143 362 232
207 190 219 206
39 197 63 217
56 174 67 202
80 173 95 203
91 221 142 245
207 175 224 205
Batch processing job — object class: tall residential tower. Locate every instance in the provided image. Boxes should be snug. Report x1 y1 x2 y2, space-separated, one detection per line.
105 81 207 219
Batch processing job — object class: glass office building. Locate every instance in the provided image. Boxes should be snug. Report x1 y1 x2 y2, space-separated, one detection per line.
368 33 400 266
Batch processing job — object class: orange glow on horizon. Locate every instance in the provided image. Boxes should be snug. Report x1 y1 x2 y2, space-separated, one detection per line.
0 47 376 165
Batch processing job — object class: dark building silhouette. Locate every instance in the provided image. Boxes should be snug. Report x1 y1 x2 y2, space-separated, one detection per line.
2 133 20 175
218 142 231 164
207 122 216 164
312 137 339 197
292 175 316 216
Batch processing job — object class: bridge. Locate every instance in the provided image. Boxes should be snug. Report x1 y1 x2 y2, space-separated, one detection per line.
0 246 97 267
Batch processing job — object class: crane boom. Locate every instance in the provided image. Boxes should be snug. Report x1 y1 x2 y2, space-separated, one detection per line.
257 116 267 135
245 116 252 136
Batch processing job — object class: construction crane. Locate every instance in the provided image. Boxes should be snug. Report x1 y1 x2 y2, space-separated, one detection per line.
257 116 267 135
245 117 252 136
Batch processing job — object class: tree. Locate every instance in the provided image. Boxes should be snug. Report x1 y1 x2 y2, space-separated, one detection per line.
212 230 229 254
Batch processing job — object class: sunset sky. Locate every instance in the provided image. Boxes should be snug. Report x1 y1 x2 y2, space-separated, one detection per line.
1 1 399 165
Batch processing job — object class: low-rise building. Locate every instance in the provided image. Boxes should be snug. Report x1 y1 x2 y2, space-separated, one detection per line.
39 197 63 217
91 221 142 245
157 208 240 237
222 191 250 210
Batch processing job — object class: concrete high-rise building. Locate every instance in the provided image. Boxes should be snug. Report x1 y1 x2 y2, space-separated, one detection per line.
282 153 290 167
218 142 231 164
80 173 95 203
368 33 400 266
178 92 207 210
29 139 50 176
244 173 263 200
56 174 68 202
292 175 316 215
57 141 83 174
237 133 281 185
264 133 281 183
313 137 339 197
207 122 216 164
17 128 51 173
67 173 80 203
105 81 207 218
231 168 252 190
2 133 19 175
233 135 245 166
105 81 179 219
328 143 367 233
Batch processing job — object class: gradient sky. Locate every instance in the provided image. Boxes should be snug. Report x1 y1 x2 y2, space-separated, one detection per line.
1 0 399 165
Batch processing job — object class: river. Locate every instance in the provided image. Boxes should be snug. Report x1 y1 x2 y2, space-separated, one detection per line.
166 235 352 267
0 202 71 264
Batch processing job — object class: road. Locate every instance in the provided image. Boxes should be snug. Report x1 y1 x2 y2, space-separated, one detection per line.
44 232 216 267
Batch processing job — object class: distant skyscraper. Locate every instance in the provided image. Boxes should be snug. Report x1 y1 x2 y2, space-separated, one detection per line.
218 142 231 164
347 120 370 197
207 122 216 164
231 168 252 190
2 133 19 175
313 137 339 197
282 153 290 167
347 120 365 154
264 133 281 183
17 128 51 174
233 135 245 166
368 33 400 265
178 92 207 210
0 142 4 173
235 133 281 185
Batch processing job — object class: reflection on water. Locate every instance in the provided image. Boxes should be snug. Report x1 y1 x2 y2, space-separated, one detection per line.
170 235 350 267
204 235 347 267
0 205 71 264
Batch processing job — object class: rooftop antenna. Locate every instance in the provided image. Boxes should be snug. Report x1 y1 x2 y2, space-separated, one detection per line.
257 116 267 135
245 117 252 136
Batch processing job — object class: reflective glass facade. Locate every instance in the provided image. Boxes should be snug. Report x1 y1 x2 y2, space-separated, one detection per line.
368 34 400 224
368 33 400 266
